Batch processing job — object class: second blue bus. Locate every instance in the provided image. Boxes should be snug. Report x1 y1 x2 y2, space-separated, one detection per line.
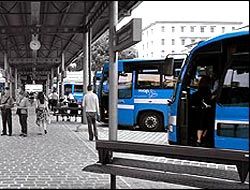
98 57 184 132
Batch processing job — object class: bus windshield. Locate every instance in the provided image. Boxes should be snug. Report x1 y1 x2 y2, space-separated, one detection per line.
74 85 83 93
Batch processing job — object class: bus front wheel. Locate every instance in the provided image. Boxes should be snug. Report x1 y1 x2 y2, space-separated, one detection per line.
139 111 163 132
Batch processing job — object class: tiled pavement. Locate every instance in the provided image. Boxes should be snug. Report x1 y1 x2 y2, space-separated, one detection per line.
0 106 241 189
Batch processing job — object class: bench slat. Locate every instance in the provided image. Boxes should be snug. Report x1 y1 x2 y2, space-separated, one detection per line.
83 162 249 189
111 158 244 182
96 140 249 163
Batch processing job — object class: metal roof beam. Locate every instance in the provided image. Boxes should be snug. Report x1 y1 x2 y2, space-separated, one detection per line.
20 2 29 58
30 1 40 76
31 2 40 26
8 2 19 14
46 2 74 58
51 2 60 12
0 17 21 57
0 25 84 34
61 1 101 66
0 12 85 15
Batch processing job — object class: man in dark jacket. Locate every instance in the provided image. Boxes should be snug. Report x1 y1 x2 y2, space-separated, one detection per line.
0 87 14 136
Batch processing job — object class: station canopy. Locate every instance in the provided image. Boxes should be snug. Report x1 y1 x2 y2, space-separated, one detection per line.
0 1 141 75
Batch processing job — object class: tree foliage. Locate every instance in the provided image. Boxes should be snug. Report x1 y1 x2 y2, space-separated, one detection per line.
68 31 138 72
91 32 138 71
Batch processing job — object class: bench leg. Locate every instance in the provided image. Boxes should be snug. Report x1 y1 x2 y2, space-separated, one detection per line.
98 150 112 164
236 161 249 183
56 115 58 122
110 174 116 189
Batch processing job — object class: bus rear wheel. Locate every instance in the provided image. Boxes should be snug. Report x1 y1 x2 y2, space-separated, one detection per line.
139 111 163 132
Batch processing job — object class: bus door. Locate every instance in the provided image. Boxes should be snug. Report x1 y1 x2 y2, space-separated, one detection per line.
118 71 134 126
180 63 218 147
215 51 249 151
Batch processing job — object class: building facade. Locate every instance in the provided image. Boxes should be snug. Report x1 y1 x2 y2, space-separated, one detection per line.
135 21 243 59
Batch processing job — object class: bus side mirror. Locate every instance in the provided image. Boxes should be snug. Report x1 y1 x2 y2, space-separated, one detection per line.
167 99 173 105
163 58 174 76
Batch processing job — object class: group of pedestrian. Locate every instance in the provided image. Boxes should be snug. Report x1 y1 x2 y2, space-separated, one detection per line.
1 84 101 141
0 87 50 137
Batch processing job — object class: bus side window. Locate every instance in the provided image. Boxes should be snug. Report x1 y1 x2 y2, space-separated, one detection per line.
219 65 249 106
136 73 161 89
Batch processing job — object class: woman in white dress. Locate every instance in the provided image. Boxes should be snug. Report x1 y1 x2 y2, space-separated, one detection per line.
36 92 49 134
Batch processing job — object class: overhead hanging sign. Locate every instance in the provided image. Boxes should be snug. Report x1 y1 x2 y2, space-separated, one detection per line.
114 18 142 51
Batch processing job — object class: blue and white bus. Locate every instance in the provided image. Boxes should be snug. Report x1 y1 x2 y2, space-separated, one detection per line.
63 71 83 104
64 82 83 104
167 30 249 151
98 57 184 132
93 70 102 94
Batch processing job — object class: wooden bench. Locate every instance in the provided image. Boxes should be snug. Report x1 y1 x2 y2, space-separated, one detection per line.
53 106 83 123
83 140 249 189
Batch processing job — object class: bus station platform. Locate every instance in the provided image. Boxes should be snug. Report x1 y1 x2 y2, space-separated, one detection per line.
0 107 246 189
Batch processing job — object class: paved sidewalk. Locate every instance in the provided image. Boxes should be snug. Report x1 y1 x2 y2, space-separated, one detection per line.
1 107 242 189
0 108 195 189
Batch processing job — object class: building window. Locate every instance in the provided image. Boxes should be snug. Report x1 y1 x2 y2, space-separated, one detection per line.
222 27 225 33
200 26 205 33
161 39 165 45
190 26 195 32
147 42 148 48
151 52 153 57
143 44 144 50
181 39 185 45
191 39 195 44
181 26 185 32
161 50 165 58
172 26 175 32
210 26 215 33
151 41 153 46
161 26 165 32
171 39 175 45
172 50 175 53
232 27 235 31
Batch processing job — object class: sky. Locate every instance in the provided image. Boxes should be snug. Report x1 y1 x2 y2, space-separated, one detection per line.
118 1 249 29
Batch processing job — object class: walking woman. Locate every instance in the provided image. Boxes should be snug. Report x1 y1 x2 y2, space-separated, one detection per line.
36 92 49 134
16 90 29 137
